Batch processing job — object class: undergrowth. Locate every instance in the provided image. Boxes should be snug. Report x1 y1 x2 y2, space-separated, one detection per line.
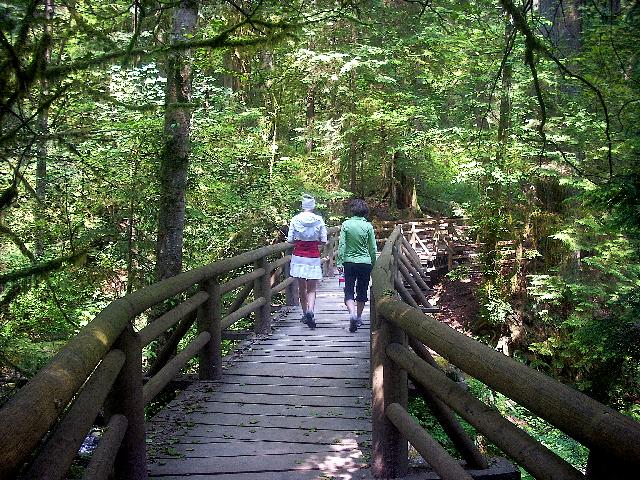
407 377 588 479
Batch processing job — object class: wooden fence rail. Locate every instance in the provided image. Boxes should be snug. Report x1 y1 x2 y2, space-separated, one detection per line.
370 226 640 479
0 227 340 480
375 217 469 274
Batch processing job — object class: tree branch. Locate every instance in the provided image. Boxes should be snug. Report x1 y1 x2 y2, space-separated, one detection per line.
524 38 547 160
0 249 91 285
500 0 614 179
0 224 35 261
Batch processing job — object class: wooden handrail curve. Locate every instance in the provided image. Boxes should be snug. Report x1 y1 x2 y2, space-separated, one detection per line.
370 226 640 479
0 228 340 480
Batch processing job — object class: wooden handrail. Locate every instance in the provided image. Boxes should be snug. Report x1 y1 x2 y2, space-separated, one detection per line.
386 342 583 480
82 414 128 480
386 403 473 480
25 349 126 480
138 291 209 347
408 337 487 469
219 268 264 295
147 311 198 376
222 297 267 330
0 304 129 478
0 228 341 480
370 225 640 479
143 332 211 405
378 297 640 464
272 275 295 294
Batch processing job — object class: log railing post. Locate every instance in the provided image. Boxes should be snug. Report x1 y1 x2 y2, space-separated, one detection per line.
409 223 418 251
326 234 335 277
371 293 386 477
284 248 297 306
321 241 329 277
408 338 488 469
111 324 147 480
446 221 455 271
372 310 409 477
391 237 400 287
198 277 221 380
254 256 272 333
372 233 409 478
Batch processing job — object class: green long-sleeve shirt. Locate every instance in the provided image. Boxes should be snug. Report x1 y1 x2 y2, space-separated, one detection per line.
337 216 377 266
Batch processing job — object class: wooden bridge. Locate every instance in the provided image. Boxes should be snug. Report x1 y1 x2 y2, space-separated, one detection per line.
1 219 639 480
146 278 373 479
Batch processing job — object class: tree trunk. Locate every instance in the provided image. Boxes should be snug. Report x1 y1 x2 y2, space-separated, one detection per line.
156 0 198 283
126 157 140 294
390 150 397 210
349 139 357 194
538 0 584 53
306 84 315 152
269 93 279 187
497 10 513 153
35 0 54 259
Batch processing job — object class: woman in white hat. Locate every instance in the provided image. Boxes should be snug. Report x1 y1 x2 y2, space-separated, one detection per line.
287 194 327 329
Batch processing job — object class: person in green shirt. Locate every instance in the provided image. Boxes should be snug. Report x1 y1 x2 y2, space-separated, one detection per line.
337 199 377 333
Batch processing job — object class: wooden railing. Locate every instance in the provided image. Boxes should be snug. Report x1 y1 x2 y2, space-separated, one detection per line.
375 217 472 273
0 227 339 480
370 226 640 480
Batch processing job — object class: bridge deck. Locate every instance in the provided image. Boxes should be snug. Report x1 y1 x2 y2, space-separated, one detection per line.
147 277 374 479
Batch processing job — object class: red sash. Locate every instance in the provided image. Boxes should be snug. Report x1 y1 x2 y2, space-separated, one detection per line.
293 240 321 258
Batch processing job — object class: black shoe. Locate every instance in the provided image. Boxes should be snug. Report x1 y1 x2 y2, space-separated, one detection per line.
349 316 358 333
356 318 363 328
300 313 308 324
306 311 316 329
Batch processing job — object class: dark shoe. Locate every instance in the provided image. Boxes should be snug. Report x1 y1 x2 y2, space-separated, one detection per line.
306 311 316 329
300 313 308 324
356 317 363 328
349 316 358 333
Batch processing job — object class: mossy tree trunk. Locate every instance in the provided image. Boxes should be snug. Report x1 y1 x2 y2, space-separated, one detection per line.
156 0 199 284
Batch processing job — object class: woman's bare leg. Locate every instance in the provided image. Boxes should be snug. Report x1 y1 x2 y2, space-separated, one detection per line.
345 299 357 317
305 279 318 313
356 301 366 319
297 278 308 313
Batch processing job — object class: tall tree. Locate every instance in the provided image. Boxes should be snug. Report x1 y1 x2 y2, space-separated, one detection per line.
156 0 199 282
34 0 54 259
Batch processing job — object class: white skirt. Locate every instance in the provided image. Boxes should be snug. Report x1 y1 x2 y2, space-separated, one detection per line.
290 255 323 280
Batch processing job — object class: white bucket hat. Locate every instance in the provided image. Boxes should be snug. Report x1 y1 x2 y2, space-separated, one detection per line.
301 194 316 211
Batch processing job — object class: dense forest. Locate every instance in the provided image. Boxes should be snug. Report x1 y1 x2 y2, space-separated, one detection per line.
1 0 639 443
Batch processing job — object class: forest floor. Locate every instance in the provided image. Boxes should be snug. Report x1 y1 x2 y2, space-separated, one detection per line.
431 269 484 337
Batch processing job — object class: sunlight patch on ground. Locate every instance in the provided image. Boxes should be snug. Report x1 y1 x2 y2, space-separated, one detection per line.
296 448 368 479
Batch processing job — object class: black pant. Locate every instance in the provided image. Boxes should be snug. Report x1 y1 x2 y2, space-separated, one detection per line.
343 262 373 303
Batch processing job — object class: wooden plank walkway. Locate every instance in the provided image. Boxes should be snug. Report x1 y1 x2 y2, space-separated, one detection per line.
147 277 374 479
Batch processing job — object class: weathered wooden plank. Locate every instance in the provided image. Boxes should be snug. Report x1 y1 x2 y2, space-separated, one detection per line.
256 336 370 344
237 350 370 359
152 439 360 458
154 412 370 431
240 343 370 351
231 356 369 365
147 452 367 476
276 323 370 329
236 339 370 348
199 375 367 388
221 364 369 379
233 346 370 354
276 321 370 328
185 383 370 397
148 423 371 444
236 349 368 357
149 471 372 480
276 322 370 328
158 402 367 418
